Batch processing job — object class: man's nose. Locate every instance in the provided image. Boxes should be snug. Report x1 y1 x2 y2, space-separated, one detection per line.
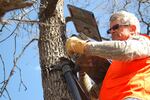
110 29 116 34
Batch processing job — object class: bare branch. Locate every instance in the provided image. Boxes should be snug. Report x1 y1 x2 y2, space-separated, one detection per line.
17 66 27 92
137 0 150 35
0 21 20 43
138 0 150 3
0 5 37 43
8 19 40 24
0 23 6 32
0 54 6 82
0 37 38 97
16 38 38 61
5 19 62 27
122 0 131 9
0 0 34 22
5 89 11 100
0 34 18 98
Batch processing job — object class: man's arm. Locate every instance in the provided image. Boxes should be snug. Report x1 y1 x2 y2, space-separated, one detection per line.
85 35 150 61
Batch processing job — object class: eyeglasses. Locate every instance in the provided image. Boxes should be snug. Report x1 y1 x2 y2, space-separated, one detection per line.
107 24 129 34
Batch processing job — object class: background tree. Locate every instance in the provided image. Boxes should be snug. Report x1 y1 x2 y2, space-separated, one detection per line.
0 0 149 100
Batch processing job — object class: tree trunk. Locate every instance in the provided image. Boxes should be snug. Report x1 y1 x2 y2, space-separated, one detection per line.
38 0 72 99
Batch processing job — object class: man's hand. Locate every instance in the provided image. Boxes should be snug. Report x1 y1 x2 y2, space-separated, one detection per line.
65 36 87 56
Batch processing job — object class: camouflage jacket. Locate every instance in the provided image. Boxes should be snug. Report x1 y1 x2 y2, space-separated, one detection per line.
85 35 150 62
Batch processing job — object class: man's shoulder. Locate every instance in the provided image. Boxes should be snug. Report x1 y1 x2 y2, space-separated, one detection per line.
129 34 150 41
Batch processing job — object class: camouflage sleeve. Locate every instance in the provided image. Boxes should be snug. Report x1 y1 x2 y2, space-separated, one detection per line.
84 35 150 61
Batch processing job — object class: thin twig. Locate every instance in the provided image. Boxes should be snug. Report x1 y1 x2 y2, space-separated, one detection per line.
17 66 27 92
0 5 34 43
5 89 11 100
0 54 6 83
137 1 150 35
0 19 21 43
0 34 17 97
16 38 38 61
0 38 38 97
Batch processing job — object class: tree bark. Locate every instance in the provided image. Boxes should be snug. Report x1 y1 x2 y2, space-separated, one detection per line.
38 0 72 99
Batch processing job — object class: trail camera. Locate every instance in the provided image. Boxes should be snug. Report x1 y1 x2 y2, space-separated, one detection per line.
67 4 102 41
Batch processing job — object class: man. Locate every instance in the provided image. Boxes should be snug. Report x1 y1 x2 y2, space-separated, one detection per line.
65 11 150 100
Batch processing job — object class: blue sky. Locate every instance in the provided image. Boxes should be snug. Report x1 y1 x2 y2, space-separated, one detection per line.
0 0 149 100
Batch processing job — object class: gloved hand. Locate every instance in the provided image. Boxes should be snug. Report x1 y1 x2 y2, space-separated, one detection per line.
65 36 87 56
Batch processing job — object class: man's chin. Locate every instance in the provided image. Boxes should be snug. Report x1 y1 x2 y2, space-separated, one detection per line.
112 37 124 40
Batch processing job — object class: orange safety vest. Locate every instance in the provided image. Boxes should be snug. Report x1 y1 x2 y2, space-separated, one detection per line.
99 36 150 100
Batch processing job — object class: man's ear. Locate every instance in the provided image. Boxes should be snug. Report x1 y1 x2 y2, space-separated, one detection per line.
130 25 136 32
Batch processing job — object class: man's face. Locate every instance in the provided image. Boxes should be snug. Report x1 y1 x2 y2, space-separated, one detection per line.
108 21 132 40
